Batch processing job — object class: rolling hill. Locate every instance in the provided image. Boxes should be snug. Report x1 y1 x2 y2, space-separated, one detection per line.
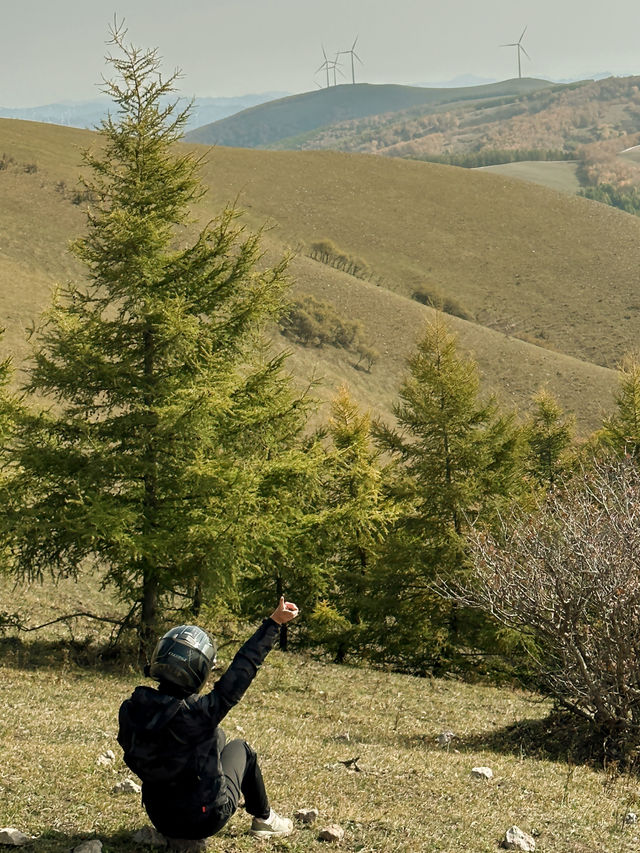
184 77 640 214
185 78 557 149
3 117 639 434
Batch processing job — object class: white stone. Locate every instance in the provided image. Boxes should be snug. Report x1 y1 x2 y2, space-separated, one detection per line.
96 750 115 767
437 731 455 748
318 824 345 842
73 841 103 853
471 766 494 780
294 808 319 824
0 829 33 846
112 777 142 795
132 826 168 847
503 826 536 852
625 812 638 825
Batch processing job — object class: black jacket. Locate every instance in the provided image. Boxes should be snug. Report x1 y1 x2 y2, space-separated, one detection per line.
118 618 280 837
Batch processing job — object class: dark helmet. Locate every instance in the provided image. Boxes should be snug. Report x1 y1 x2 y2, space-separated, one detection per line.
148 625 216 693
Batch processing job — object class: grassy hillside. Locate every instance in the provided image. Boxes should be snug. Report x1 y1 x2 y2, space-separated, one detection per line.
2 575 640 853
0 118 633 434
476 160 581 194
185 79 556 149
192 144 640 371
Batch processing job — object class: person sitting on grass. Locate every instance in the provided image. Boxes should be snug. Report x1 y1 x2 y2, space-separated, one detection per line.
117 596 299 849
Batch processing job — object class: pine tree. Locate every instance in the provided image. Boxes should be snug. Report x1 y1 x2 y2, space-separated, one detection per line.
601 353 640 459
5 29 308 652
373 316 525 672
524 388 575 486
237 420 328 652
309 387 396 661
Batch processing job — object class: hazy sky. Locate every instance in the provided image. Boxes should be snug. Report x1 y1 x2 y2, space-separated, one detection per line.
3 0 640 108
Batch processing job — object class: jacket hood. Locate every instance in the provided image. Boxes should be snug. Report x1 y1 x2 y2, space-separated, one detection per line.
126 685 183 733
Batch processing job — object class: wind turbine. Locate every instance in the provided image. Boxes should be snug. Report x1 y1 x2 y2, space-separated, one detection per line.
501 26 530 79
330 52 345 86
338 36 364 84
316 46 332 88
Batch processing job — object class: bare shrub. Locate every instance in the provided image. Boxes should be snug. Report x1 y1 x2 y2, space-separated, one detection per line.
279 294 362 351
354 344 379 372
308 240 373 282
411 285 471 320
459 459 640 752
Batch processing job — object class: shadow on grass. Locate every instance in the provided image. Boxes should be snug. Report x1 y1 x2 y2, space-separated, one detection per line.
399 711 640 772
28 830 139 853
0 634 137 675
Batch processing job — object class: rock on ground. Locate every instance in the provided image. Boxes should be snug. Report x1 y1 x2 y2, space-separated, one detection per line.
294 808 319 824
470 766 494 780
318 824 345 842
502 825 536 852
132 826 168 847
95 750 115 767
73 841 103 853
0 829 33 846
112 777 142 795
437 731 455 747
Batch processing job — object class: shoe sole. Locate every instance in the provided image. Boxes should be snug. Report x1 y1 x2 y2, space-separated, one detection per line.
250 829 293 839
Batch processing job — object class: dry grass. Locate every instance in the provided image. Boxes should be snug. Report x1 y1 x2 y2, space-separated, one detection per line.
1 575 640 853
3 595 640 853
0 118 631 435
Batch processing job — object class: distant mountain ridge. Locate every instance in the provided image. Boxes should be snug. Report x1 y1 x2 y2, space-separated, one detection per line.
185 78 557 148
0 93 289 132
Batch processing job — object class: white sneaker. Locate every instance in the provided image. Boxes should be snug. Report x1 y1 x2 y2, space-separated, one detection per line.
250 808 293 839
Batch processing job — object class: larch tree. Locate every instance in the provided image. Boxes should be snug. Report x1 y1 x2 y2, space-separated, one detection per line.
524 388 575 487
373 316 525 673
601 353 640 460
309 386 397 662
5 29 309 653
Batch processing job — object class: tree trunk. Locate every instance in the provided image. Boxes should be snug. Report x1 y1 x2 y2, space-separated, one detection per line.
139 321 159 659
140 563 159 660
192 581 203 617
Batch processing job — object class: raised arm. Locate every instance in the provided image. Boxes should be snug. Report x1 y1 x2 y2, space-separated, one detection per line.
198 597 299 724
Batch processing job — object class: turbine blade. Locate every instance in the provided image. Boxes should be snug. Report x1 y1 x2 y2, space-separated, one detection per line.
352 35 359 50
521 46 531 60
354 52 363 64
519 25 527 43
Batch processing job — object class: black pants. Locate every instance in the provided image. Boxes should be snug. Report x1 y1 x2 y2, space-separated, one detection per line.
145 737 270 840
200 738 271 837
